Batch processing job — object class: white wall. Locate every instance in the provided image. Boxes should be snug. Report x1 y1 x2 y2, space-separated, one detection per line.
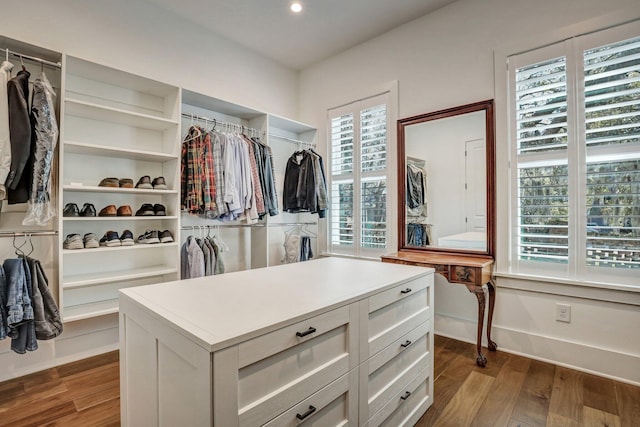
0 0 299 381
299 0 640 384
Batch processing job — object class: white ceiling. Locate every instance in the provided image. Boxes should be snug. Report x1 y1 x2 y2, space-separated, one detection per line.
143 0 458 70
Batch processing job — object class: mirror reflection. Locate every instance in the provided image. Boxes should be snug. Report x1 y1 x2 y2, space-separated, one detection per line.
399 100 495 256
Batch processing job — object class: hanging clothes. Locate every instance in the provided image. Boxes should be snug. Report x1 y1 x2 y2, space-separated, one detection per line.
180 126 278 222
406 163 427 209
407 222 432 247
23 72 59 226
181 235 205 279
6 69 32 205
0 59 13 201
25 256 62 340
282 149 328 216
3 258 36 354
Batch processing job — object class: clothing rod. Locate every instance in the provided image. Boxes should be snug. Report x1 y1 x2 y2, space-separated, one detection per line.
0 230 58 237
268 134 316 147
2 48 62 69
268 222 317 227
181 224 265 230
181 113 265 135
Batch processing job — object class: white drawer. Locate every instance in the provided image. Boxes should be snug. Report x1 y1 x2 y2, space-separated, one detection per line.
264 369 358 427
233 304 358 427
360 320 431 420
366 365 433 427
363 276 432 358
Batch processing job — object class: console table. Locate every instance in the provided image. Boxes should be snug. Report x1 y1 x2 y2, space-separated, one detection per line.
381 251 496 367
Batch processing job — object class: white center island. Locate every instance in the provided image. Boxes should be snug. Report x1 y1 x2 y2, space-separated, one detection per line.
119 257 434 426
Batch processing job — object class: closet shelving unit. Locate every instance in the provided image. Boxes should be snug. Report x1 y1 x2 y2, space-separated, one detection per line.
180 90 319 271
59 56 181 322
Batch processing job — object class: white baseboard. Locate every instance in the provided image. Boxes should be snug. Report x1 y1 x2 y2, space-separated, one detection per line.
0 325 119 383
435 314 640 387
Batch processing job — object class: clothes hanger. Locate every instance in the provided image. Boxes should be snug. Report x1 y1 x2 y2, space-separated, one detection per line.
301 223 317 238
13 233 27 257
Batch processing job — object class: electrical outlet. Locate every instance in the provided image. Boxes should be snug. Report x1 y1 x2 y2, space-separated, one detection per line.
556 303 571 323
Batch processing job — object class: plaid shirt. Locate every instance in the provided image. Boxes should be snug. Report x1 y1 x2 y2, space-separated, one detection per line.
201 131 216 214
181 126 203 214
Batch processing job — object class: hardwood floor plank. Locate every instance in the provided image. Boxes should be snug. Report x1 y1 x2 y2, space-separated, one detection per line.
546 412 582 427
0 381 24 408
0 381 67 412
470 354 531 427
432 371 495 427
43 397 121 427
0 394 76 427
56 351 119 378
73 378 120 411
509 359 556 427
582 406 621 427
19 367 60 392
583 372 618 415
548 367 584 424
417 353 476 426
63 362 119 399
615 381 640 427
507 420 535 427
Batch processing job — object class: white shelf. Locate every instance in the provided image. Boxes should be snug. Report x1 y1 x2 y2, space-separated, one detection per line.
65 98 179 131
63 242 178 254
62 299 119 323
63 216 178 222
64 140 176 161
63 266 178 289
63 185 177 195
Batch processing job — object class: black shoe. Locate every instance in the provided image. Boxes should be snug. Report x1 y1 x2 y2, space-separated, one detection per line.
135 176 152 189
99 231 121 247
138 230 160 244
159 230 174 243
153 203 166 216
79 203 96 217
152 176 167 189
135 203 155 216
120 229 135 246
63 203 80 217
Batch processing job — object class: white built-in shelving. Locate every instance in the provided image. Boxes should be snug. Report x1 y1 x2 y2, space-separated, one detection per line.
59 56 181 322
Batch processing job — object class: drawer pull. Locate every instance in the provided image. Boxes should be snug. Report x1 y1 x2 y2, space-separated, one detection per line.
296 327 317 338
400 288 412 294
401 340 412 348
400 391 412 401
296 405 317 420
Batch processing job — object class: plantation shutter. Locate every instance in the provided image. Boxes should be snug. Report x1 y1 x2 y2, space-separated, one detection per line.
329 95 389 256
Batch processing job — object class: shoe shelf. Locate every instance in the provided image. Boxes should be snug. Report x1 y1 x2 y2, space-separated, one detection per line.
62 185 178 195
60 56 181 322
62 299 120 323
64 140 177 162
62 242 178 254
62 216 179 221
65 98 179 131
63 266 178 289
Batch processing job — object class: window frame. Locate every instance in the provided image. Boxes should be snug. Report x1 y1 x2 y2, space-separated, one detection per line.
326 89 396 259
505 21 640 288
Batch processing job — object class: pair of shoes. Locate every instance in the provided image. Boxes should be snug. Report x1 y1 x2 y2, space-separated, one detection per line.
135 176 167 190
65 203 97 217
99 230 135 247
63 234 84 249
138 229 174 244
135 203 166 216
98 177 134 188
98 205 132 216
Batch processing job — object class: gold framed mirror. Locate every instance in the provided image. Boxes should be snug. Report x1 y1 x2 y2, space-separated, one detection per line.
397 100 495 257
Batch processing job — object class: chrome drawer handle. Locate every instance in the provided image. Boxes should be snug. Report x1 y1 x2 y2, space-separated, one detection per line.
400 288 412 294
401 340 412 348
296 327 317 338
400 391 411 401
296 405 317 420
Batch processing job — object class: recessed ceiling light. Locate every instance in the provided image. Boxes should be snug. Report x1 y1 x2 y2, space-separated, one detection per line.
290 2 302 13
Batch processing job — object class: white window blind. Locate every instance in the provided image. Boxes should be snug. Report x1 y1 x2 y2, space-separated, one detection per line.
509 22 640 285
329 95 389 257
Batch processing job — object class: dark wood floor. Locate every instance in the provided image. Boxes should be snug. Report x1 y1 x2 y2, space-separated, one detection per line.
0 336 638 426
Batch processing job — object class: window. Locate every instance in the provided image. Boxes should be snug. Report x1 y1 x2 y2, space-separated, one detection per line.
328 93 390 258
508 22 640 286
